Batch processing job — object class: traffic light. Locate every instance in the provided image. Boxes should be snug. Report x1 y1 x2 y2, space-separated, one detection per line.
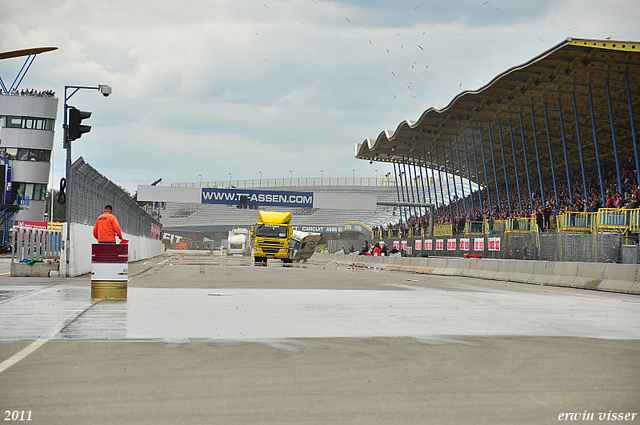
67 106 92 141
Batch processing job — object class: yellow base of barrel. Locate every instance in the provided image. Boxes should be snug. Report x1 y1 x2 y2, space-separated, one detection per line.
91 280 128 300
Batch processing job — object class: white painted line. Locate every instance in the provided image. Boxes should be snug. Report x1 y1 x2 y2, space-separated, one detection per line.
0 299 101 374
0 339 49 374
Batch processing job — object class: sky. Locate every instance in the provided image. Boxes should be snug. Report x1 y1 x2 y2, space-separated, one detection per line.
1 0 639 194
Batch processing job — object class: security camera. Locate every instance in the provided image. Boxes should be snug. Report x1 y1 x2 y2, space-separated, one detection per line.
99 85 112 97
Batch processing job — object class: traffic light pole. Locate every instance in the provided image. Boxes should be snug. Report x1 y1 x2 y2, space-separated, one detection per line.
62 84 110 277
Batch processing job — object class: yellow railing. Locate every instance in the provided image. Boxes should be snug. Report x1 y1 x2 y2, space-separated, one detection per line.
433 223 453 236
465 221 486 235
631 209 640 232
369 209 640 239
172 176 396 188
506 217 537 233
557 212 596 233
596 208 638 233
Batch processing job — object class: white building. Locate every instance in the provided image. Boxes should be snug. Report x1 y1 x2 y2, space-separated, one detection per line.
0 47 58 223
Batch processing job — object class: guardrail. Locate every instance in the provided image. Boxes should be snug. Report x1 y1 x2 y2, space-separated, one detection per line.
11 226 63 262
171 176 396 188
557 212 596 233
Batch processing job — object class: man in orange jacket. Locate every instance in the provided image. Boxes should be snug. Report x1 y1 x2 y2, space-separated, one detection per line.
93 205 124 243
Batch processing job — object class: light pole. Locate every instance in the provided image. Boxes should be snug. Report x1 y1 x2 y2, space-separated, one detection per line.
259 171 262 180
228 172 232 187
199 173 202 186
63 84 111 277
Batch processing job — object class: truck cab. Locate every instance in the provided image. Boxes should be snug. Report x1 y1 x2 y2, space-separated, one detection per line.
252 211 294 265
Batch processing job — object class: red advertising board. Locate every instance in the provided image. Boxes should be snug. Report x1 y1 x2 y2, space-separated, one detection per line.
474 238 484 251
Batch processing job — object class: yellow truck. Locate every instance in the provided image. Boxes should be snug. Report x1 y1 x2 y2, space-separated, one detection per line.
252 211 294 265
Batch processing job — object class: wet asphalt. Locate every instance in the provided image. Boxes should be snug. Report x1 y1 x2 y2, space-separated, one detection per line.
0 251 639 424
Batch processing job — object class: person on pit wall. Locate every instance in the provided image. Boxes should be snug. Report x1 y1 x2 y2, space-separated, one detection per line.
93 204 124 243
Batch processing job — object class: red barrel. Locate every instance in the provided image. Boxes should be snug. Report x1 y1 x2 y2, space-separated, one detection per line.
91 244 128 299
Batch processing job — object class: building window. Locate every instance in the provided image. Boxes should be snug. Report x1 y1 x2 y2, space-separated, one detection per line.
1 115 55 131
12 182 47 201
0 148 50 162
16 148 51 162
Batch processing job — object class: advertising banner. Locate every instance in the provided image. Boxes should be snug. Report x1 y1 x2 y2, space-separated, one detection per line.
488 237 501 251
436 239 444 251
424 239 433 250
460 238 470 251
415 239 422 250
202 188 313 208
447 239 456 251
474 238 484 251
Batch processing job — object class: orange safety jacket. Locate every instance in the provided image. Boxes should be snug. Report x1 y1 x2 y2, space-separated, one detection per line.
93 211 123 243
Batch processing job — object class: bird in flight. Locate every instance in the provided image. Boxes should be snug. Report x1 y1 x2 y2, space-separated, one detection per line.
345 17 351 22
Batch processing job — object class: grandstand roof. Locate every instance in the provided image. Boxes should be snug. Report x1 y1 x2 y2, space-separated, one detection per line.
356 37 640 188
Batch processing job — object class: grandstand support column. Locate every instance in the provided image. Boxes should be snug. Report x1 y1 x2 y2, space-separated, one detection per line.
417 154 429 218
624 72 640 192
588 84 606 208
486 124 501 210
447 139 460 218
454 135 467 215
428 148 440 213
508 119 523 211
441 146 454 218
393 162 406 224
605 79 623 196
497 121 511 211
478 129 493 212
411 156 423 218
405 156 418 218
463 134 476 216
435 147 447 216
543 103 559 208
401 159 414 219
530 105 546 208
471 133 484 211
572 92 589 204
557 99 573 206
519 113 534 210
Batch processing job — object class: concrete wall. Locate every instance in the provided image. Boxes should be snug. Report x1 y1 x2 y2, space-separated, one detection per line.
60 223 165 277
310 253 640 295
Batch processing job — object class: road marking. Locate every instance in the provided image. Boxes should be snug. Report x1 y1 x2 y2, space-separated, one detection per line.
0 299 101 375
0 339 49 374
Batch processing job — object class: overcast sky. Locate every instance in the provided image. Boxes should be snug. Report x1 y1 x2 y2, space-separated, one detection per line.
1 0 639 194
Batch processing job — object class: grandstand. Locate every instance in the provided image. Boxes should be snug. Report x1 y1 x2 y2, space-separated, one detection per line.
158 176 473 240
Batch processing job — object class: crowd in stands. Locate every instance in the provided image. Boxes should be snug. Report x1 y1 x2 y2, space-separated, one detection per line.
374 157 639 236
1 88 56 97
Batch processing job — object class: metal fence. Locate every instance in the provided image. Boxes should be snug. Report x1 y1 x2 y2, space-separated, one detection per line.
11 226 63 261
335 232 631 264
70 158 161 238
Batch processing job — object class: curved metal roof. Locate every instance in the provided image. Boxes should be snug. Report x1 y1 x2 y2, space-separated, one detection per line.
0 47 58 61
356 38 640 192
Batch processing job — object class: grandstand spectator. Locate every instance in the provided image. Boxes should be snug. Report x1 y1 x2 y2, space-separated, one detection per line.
372 242 381 256
359 240 370 255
